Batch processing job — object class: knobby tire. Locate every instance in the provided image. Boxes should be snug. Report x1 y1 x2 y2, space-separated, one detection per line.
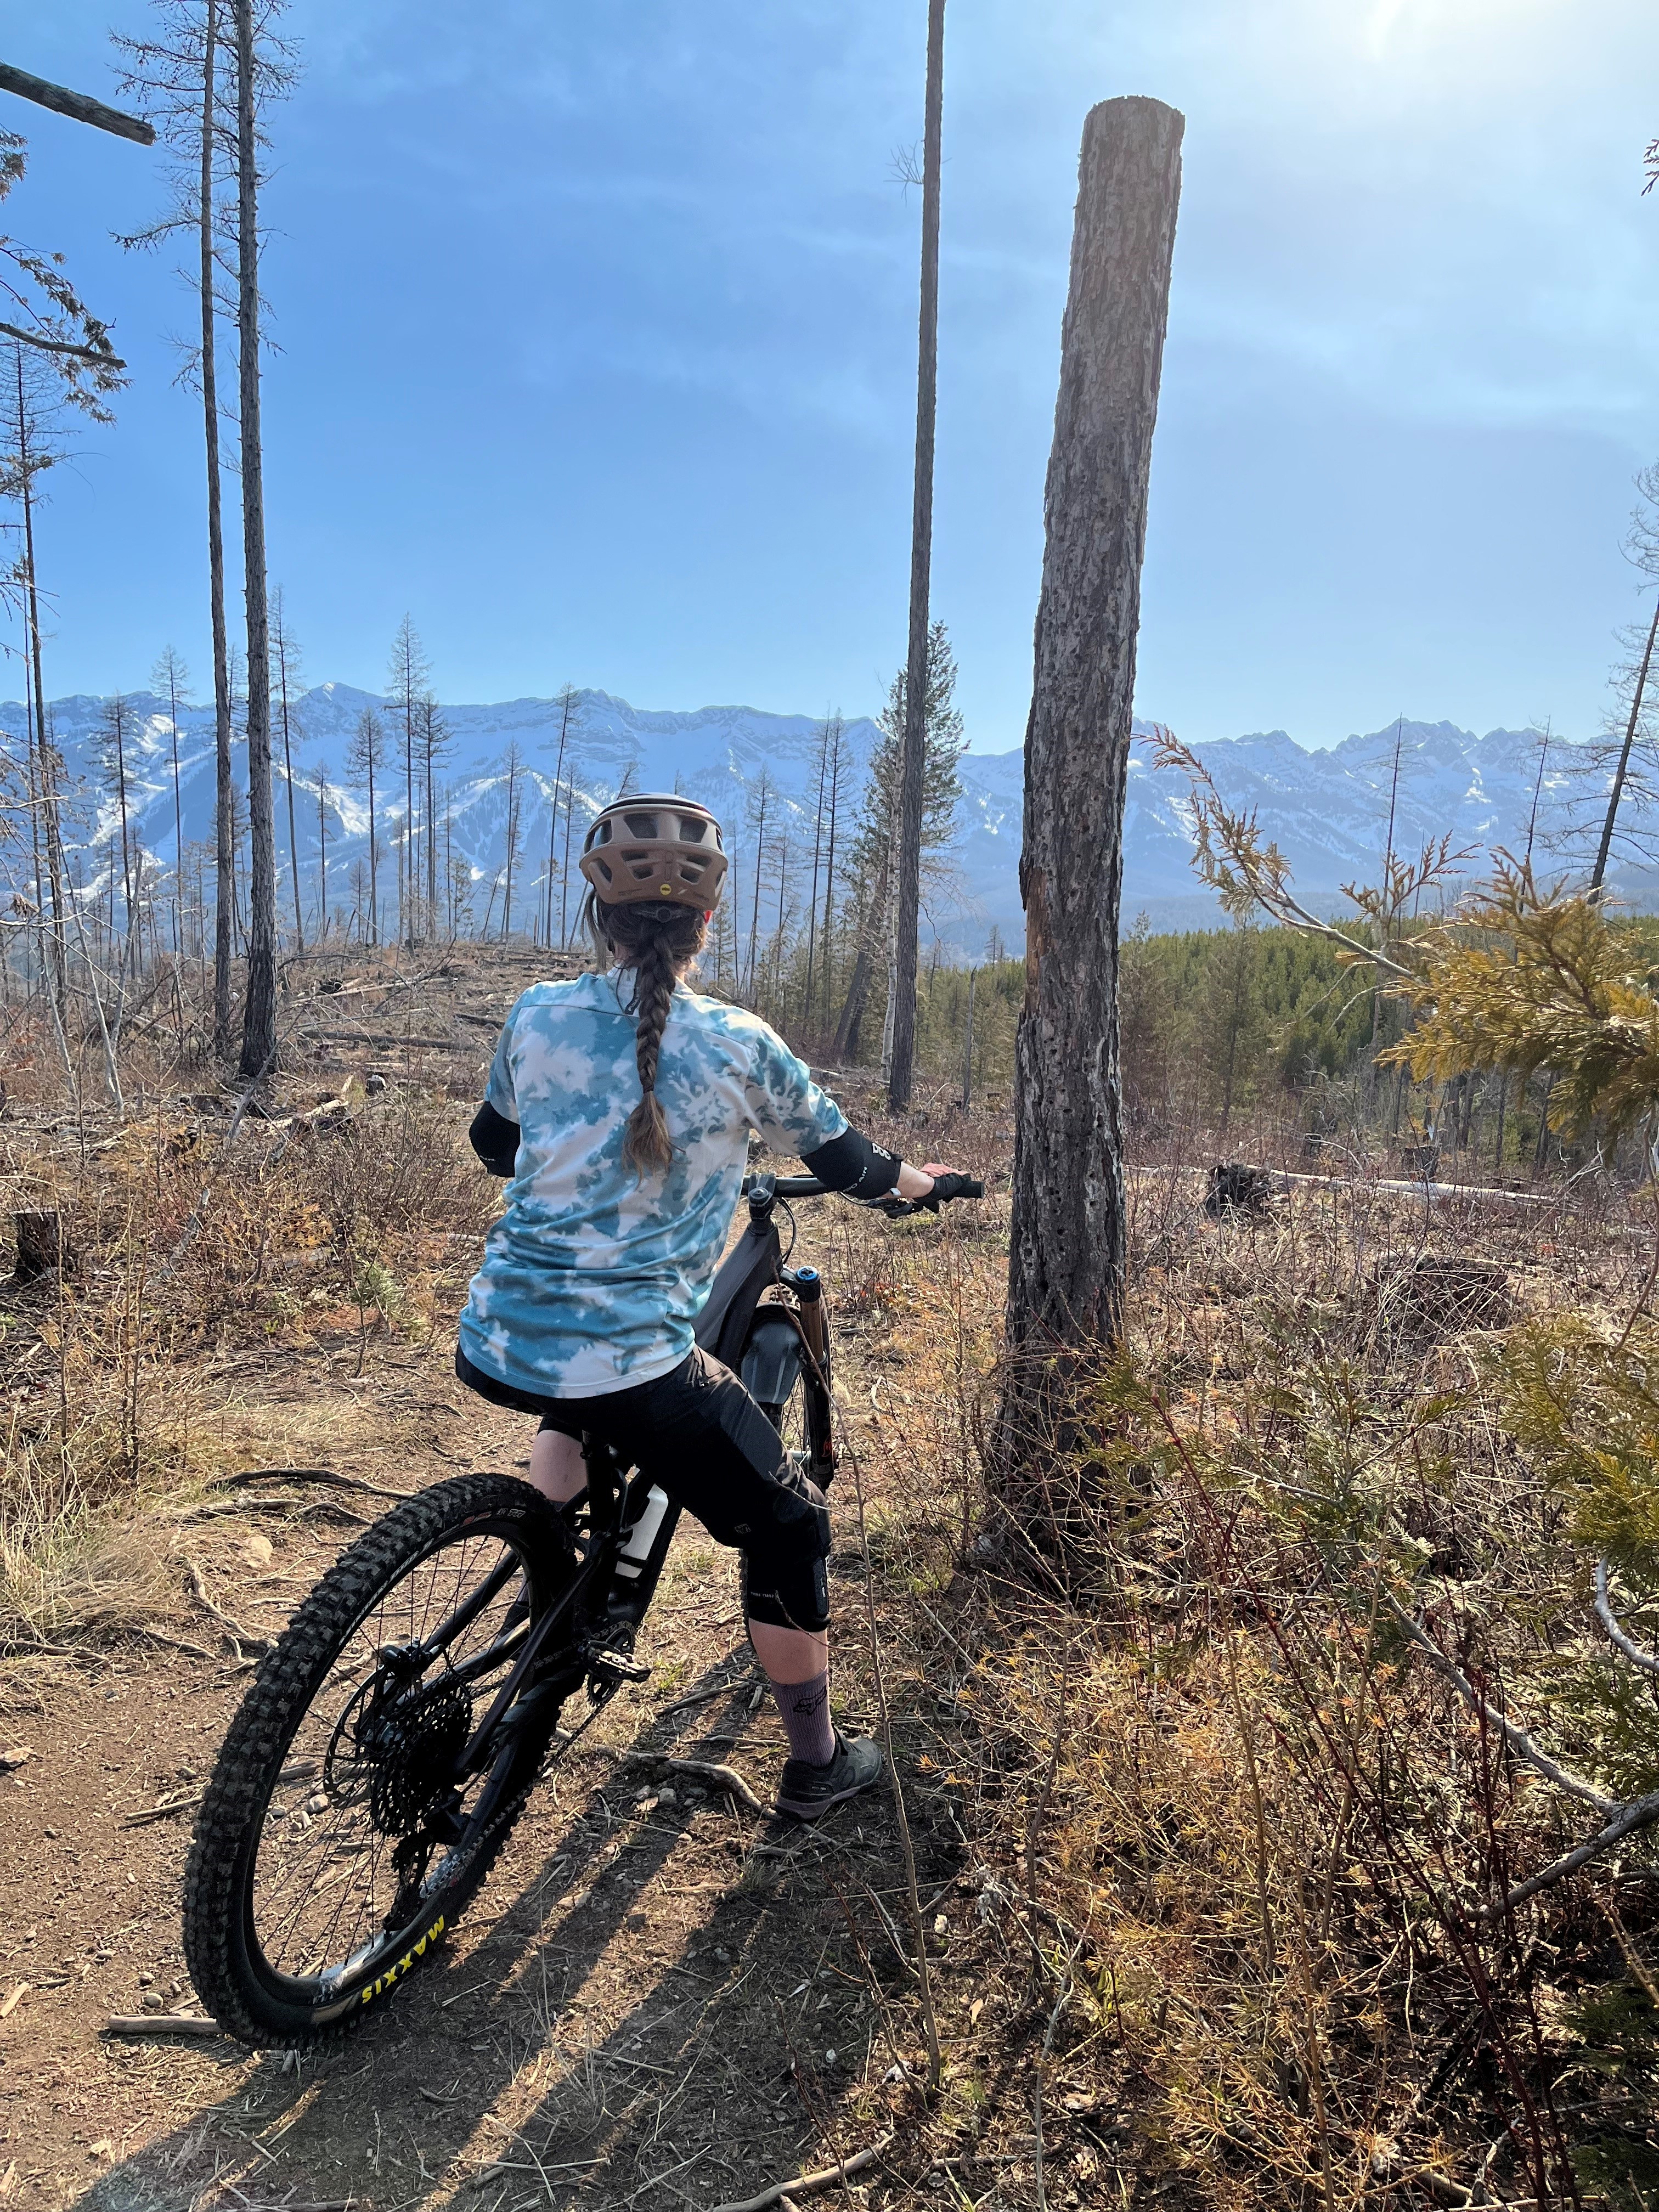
183 1473 570 2048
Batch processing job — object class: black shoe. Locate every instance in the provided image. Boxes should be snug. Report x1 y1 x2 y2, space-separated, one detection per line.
775 1731 884 1820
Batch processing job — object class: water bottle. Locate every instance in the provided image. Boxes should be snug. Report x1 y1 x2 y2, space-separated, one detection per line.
613 1485 671 1582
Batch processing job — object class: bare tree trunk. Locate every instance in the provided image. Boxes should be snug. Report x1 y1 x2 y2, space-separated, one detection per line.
1002 97 1183 1483
560 770 577 949
274 607 303 953
746 781 769 1002
234 0 276 1081
166 663 185 962
545 697 572 949
1591 592 1659 896
15 354 67 1026
804 723 829 1028
888 0 946 1115
962 964 975 1110
317 768 328 935
200 1 235 1061
820 729 841 1042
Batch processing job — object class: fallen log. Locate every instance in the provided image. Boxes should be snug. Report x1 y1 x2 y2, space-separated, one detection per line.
1130 1163 1555 1209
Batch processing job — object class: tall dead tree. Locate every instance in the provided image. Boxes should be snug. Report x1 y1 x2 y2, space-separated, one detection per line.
8 345 67 1023
1002 97 1183 1476
234 0 276 1080
202 2 236 1057
1591 594 1659 896
387 615 428 944
887 0 946 1114
114 2 245 1053
0 63 144 391
270 588 303 950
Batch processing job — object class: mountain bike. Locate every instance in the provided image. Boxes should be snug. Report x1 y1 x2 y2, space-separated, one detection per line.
182 1169 983 2047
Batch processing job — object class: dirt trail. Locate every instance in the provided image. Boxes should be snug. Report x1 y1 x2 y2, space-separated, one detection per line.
0 1374 968 2212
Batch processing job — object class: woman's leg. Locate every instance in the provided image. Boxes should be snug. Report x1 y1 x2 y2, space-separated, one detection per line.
748 1620 834 1768
747 1622 828 1681
527 1425 588 1505
567 1352 870 1796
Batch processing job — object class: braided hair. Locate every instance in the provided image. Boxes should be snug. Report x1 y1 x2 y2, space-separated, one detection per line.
582 890 709 1173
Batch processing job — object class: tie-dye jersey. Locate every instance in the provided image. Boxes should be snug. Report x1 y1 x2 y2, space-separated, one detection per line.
458 970 847 1399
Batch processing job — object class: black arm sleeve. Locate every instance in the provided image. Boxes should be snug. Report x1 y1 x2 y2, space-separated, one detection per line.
800 1125 902 1200
469 1100 521 1178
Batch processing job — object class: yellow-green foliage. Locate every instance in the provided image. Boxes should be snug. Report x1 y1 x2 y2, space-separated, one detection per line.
1391 864 1659 1142
1499 1316 1659 1573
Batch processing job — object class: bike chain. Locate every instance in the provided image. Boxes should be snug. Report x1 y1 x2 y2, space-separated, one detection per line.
531 1647 646 1783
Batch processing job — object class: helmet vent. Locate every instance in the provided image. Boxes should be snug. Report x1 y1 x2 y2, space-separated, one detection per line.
577 793 729 912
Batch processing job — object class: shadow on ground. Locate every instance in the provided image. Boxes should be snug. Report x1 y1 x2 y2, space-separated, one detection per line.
74 1637 955 2212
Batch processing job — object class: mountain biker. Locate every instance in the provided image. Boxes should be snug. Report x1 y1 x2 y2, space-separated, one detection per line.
454 792 972 1820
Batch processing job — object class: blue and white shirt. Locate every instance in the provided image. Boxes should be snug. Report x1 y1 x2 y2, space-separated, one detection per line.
458 971 847 1399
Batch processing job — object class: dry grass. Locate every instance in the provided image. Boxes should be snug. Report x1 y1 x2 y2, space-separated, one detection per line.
832 1109 1659 2209
2 957 1657 2205
0 1011 498 1659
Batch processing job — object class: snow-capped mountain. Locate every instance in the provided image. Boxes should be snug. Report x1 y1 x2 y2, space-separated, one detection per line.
0 687 1628 952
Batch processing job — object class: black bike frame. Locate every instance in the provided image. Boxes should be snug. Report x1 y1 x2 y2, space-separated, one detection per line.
455 1173 835 1772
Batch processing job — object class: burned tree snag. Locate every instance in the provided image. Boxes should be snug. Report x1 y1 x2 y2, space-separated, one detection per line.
9 1210 64 1285
0 62 155 145
234 0 277 1083
1002 97 1182 1459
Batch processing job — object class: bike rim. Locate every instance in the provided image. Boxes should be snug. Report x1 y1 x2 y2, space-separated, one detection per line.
240 1517 555 2007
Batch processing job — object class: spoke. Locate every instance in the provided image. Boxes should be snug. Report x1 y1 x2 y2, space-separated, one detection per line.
248 1526 535 1982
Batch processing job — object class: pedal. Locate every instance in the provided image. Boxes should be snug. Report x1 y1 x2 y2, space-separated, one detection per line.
585 1647 651 1691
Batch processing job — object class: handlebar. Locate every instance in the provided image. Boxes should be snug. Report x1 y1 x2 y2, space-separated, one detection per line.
742 1171 985 1217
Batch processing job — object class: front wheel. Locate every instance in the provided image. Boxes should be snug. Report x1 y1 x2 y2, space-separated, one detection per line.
183 1474 571 2047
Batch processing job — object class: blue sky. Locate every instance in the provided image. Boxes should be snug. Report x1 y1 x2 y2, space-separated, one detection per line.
13 0 1659 751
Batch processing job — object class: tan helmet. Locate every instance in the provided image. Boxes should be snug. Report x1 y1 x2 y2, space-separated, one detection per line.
578 792 729 910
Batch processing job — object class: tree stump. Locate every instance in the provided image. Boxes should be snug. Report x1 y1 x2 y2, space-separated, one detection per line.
1000 95 1184 1498
1204 1161 1279 1217
11 1210 65 1284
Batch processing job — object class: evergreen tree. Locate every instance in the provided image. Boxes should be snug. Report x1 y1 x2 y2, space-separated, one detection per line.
1191 919 1269 1136
834 619 963 1062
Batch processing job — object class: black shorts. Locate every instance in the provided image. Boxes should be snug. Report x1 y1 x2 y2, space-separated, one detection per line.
453 1343 830 1596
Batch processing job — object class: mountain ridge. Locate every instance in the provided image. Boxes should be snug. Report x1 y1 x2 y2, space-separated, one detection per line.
1 687 1633 951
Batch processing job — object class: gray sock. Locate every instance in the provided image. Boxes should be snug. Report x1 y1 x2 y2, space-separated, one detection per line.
770 1668 835 1768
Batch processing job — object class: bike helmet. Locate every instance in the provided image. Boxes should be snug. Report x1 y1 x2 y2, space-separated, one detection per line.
578 792 729 910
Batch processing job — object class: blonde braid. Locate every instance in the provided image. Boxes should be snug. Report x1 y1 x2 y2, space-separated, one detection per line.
584 895 708 1172
622 913 679 1173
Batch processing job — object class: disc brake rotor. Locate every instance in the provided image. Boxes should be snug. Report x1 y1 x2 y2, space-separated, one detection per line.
325 1667 473 1837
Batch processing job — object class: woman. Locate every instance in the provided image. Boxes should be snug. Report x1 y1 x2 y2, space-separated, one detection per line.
455 792 970 1819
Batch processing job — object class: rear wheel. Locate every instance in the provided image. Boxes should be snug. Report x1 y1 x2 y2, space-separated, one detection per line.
183 1474 572 2048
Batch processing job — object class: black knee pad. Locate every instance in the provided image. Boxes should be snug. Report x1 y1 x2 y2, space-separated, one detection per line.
741 1544 831 1634
739 1474 832 1633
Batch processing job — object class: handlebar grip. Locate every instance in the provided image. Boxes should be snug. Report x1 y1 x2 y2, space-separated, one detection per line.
883 1172 984 1217
928 1172 983 1206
